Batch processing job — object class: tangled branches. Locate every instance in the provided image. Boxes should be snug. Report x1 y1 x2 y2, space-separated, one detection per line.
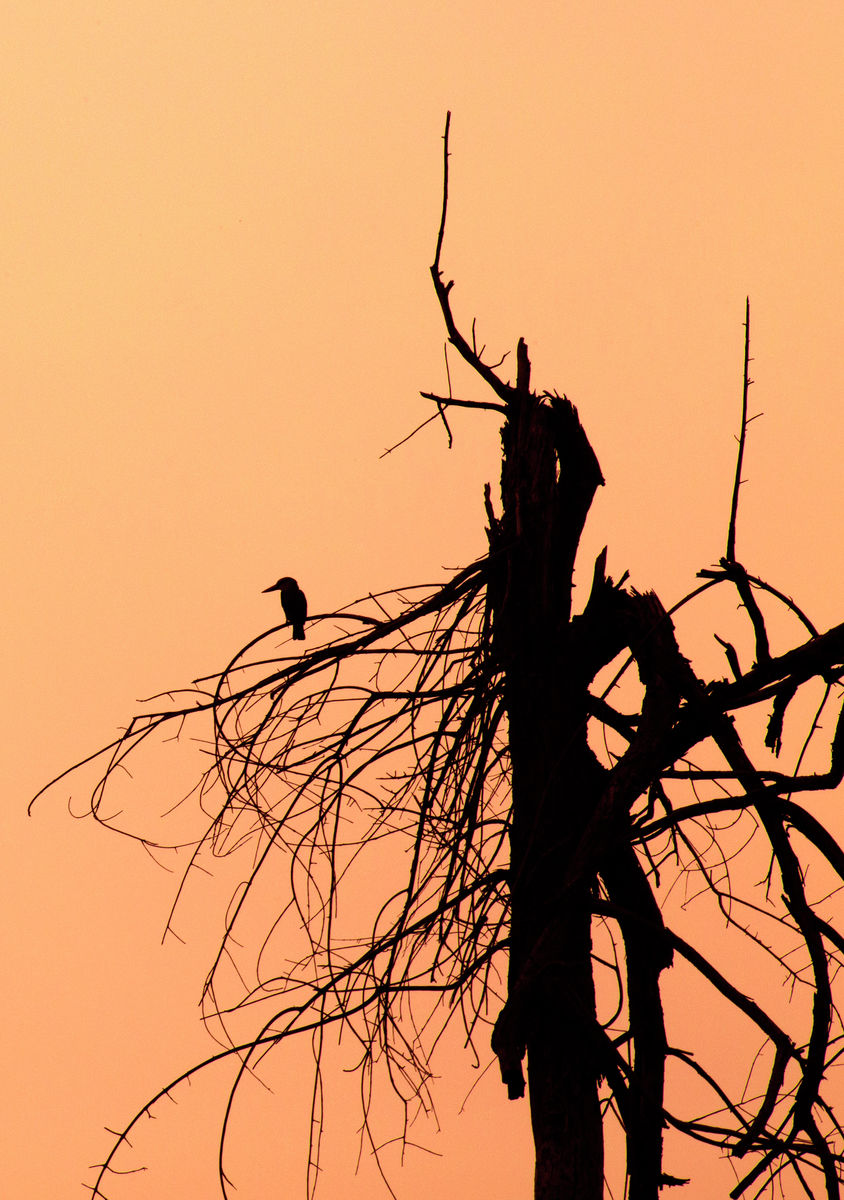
36 559 519 1198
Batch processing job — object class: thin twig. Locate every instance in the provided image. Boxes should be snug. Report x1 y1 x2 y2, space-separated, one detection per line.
726 297 752 563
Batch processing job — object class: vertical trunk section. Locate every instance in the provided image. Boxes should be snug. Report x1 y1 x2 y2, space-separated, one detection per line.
525 890 604 1200
488 340 607 1200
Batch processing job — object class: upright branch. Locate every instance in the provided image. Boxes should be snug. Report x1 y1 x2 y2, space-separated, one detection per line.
701 299 771 666
429 112 511 408
726 296 752 563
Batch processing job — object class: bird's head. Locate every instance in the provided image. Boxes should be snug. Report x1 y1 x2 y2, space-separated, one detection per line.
263 576 298 594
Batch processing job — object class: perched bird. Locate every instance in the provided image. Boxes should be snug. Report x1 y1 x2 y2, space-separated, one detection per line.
263 576 307 640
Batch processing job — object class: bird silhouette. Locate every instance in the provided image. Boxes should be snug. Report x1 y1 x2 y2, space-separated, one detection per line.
263 576 307 639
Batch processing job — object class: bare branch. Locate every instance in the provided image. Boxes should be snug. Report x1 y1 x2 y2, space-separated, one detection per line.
726 296 753 563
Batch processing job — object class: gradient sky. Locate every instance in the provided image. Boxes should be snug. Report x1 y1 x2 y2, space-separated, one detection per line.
4 3 844 1197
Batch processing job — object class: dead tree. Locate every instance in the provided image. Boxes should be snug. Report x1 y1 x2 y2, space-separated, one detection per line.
35 115 844 1200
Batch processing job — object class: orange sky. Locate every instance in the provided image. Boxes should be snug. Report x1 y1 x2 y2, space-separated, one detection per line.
3 3 844 1197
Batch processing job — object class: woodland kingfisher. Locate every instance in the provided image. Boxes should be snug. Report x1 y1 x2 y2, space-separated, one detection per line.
263 576 307 640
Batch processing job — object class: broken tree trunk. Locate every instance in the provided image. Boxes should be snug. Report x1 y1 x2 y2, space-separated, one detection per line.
431 114 673 1199
487 338 607 1200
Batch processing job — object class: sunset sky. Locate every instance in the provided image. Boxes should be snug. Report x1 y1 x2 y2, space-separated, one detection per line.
4 3 844 1197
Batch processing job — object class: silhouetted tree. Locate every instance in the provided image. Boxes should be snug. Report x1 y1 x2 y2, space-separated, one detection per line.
37 114 844 1200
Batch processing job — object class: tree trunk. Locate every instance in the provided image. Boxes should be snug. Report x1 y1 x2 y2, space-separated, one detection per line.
526 904 604 1200
488 340 608 1199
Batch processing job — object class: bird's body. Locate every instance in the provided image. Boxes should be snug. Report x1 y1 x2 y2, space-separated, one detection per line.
263 576 307 639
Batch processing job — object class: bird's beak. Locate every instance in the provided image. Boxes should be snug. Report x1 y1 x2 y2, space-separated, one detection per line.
263 582 281 593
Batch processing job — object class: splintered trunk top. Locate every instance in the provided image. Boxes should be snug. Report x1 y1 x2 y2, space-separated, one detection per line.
487 340 607 1200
